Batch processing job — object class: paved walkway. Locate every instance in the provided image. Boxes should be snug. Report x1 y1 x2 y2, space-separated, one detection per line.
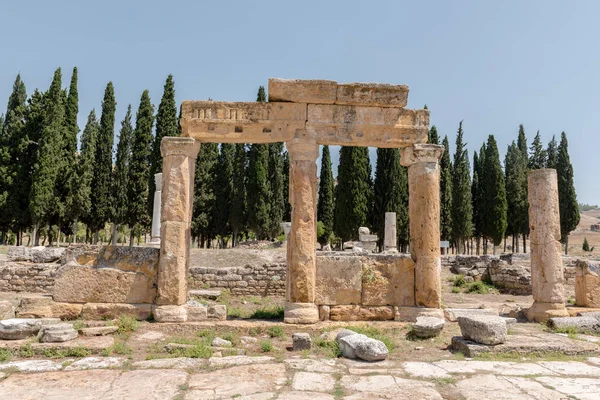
2 355 600 399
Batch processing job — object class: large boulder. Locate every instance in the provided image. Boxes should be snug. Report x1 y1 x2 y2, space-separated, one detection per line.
457 315 507 345
0 318 42 340
336 331 389 361
7 246 65 263
412 316 445 339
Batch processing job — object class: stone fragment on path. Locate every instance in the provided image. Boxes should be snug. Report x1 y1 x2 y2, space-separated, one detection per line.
64 357 125 371
0 359 63 372
337 332 389 361
548 315 600 332
212 337 232 347
0 318 42 340
444 308 499 322
412 316 445 338
40 323 78 343
79 326 118 336
457 315 507 345
292 332 312 351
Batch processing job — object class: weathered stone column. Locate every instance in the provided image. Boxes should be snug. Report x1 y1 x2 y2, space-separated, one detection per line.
526 169 569 322
155 137 200 305
150 173 162 245
384 212 397 252
400 144 444 308
284 131 320 324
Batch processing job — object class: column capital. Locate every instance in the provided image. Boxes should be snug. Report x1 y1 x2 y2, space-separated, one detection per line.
161 137 201 158
400 144 444 167
287 130 319 162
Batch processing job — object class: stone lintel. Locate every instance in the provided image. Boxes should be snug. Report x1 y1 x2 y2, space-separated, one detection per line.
160 137 200 158
269 78 409 108
400 143 444 166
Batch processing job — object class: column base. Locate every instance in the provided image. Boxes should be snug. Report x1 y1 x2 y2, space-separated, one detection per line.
526 301 569 323
284 302 319 324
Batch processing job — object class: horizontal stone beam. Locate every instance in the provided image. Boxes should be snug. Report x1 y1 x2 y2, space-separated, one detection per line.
181 100 428 147
268 78 409 108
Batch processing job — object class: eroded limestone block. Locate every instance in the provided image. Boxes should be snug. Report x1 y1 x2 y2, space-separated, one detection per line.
292 333 312 351
268 78 337 104
186 300 208 321
318 305 330 321
548 316 600 332
153 305 187 323
457 315 507 345
315 255 362 305
17 297 82 319
443 308 499 322
384 212 397 251
329 305 394 321
575 260 600 308
284 302 319 324
7 246 65 263
412 316 445 339
53 265 156 304
40 323 78 343
361 255 415 306
0 300 15 320
395 306 444 322
81 303 152 321
337 333 389 361
336 82 409 108
207 305 227 320
157 220 189 305
0 318 41 340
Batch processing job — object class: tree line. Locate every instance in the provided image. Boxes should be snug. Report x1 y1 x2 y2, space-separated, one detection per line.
0 69 580 252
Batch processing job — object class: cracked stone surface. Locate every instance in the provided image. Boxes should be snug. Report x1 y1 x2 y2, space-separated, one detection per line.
0 356 600 399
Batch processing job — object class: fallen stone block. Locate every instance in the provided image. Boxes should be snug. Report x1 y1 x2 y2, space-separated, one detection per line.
7 246 65 263
185 300 207 322
188 289 221 300
457 315 507 345
412 316 445 339
547 316 600 332
337 332 388 361
40 323 78 343
153 305 187 323
16 297 82 320
79 326 119 336
207 305 227 320
292 332 312 351
0 318 42 340
444 308 499 322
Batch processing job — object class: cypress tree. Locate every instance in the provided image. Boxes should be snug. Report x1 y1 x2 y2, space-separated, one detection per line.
334 146 373 242
471 151 481 253
30 68 66 245
148 75 178 214
517 124 528 156
0 74 27 237
282 150 291 221
546 135 558 169
317 145 335 245
267 142 285 239
90 82 116 241
515 124 530 252
214 143 235 247
557 132 580 254
230 144 247 246
428 125 439 144
440 135 453 243
481 135 507 251
256 86 266 102
529 130 547 169
127 90 154 245
192 143 219 246
372 148 408 251
451 121 473 253
67 109 98 242
583 237 590 252
111 105 133 244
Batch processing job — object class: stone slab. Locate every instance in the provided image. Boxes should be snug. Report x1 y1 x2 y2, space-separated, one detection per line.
188 289 221 300
444 308 499 322
268 78 337 104
80 303 152 320
16 297 83 319
291 371 335 392
361 255 415 306
0 335 114 354
451 332 600 357
336 82 409 107
8 246 65 263
329 305 394 321
315 255 362 305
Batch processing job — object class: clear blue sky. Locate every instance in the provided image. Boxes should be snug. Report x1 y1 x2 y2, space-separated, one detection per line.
1 1 598 203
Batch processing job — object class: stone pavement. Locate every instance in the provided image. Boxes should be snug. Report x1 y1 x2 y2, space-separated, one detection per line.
2 355 600 399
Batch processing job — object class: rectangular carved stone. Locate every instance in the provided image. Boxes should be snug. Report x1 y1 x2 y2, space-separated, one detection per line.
307 105 428 148
361 255 415 306
329 305 394 321
81 303 152 320
161 155 194 223
315 255 362 305
336 82 409 108
180 101 306 143
268 78 337 104
156 220 189 305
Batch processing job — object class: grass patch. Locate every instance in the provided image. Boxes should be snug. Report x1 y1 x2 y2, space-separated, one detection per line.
550 325 578 339
267 326 284 338
227 307 244 318
0 348 12 361
465 280 491 294
196 328 217 344
434 377 458 385
248 305 284 320
221 332 239 346
259 340 273 352
101 340 133 356
475 351 588 362
332 382 345 399
42 347 92 358
451 287 461 294
216 289 231 306
314 337 342 358
345 326 395 351
248 327 264 336
114 314 139 334
19 344 35 358
72 319 85 331
453 274 466 287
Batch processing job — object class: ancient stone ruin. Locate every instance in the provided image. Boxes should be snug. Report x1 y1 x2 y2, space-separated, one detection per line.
157 78 442 323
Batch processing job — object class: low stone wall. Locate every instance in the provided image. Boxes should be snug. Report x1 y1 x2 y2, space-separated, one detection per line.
448 254 580 295
0 262 59 293
189 264 287 296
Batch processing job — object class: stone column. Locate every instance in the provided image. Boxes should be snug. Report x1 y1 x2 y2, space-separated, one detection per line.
150 173 162 245
384 212 397 252
155 137 200 306
526 169 569 322
400 144 444 308
284 131 320 324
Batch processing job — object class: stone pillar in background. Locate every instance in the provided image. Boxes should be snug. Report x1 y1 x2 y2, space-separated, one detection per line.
384 212 397 252
401 144 444 308
150 173 163 245
526 169 569 322
155 137 200 306
284 131 320 324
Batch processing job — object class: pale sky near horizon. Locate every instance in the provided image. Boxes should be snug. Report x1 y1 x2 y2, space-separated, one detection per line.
1 1 599 203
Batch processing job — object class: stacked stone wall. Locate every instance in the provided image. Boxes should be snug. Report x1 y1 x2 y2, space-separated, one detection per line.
0 262 59 293
189 264 287 296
